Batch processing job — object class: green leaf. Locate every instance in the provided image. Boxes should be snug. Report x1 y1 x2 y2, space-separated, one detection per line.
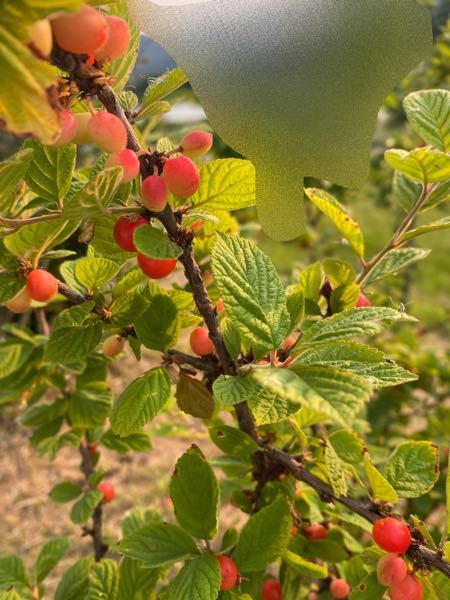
0 555 28 590
384 441 439 498
63 168 123 220
176 373 215 420
119 522 199 568
363 453 398 503
69 385 112 429
142 67 188 106
0 25 59 144
170 445 219 540
91 216 131 264
4 219 78 259
163 555 221 600
328 430 364 465
0 148 33 208
24 141 76 204
283 551 328 579
403 89 450 152
365 247 431 285
297 342 417 387
447 454 450 534
212 234 290 358
330 283 360 313
108 1 140 93
290 366 371 427
299 262 323 301
305 188 365 258
137 100 171 120
189 159 255 212
88 559 119 600
209 425 258 460
70 490 103 525
286 287 305 328
298 307 411 346
101 430 152 454
398 216 450 243
0 275 24 304
117 557 162 600
34 537 70 584
323 259 356 287
324 442 348 497
385 147 450 183
44 321 102 368
133 225 182 259
220 317 242 360
134 293 180 351
233 497 292 572
75 257 120 290
50 482 83 503
55 557 94 600
111 367 171 436
349 573 385 600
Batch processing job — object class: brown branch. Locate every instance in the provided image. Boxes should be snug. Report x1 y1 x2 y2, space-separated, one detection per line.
165 349 221 380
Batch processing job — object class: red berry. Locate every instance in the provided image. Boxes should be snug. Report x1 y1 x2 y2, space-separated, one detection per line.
27 270 58 302
261 578 282 600
73 112 92 144
373 518 411 554
141 176 169 212
51 5 108 55
304 523 328 541
215 555 238 591
88 444 98 458
191 220 203 233
216 298 225 313
388 572 423 600
94 16 130 62
330 579 350 599
283 335 297 350
356 292 371 307
163 156 200 198
6 287 32 313
308 594 319 600
190 327 215 357
88 112 127 153
28 19 52 56
137 254 177 280
106 149 140 183
52 109 77 147
377 553 408 586
180 130 213 158
113 215 149 252
98 482 115 503
290 525 298 537
102 335 125 357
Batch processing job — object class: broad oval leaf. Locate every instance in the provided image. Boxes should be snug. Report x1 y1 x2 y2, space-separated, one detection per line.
162 554 221 600
384 441 439 498
385 147 450 183
403 89 450 152
133 225 182 259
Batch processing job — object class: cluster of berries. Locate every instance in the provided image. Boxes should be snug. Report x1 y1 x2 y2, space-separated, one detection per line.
373 517 422 599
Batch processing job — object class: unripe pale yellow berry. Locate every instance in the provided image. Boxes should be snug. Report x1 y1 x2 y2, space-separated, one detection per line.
102 335 126 357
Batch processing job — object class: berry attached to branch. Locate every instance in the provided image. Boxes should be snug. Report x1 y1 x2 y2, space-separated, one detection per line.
215 555 239 591
261 578 282 600
113 215 149 252
190 326 215 357
356 292 372 307
94 16 130 63
377 553 408 586
98 482 115 503
51 5 108 55
137 254 177 280
141 175 169 212
180 130 213 158
330 579 351 599
102 335 126 358
373 517 412 554
106 149 140 183
388 572 423 600
26 270 58 303
73 113 92 144
163 155 200 198
304 523 328 541
88 112 128 153
52 109 77 147
6 287 32 313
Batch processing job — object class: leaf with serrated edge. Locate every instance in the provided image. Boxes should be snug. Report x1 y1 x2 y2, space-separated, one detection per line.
70 490 103 525
363 452 398 503
88 559 119 600
384 441 439 498
34 537 70 584
134 225 182 259
365 247 431 285
63 167 123 220
403 89 450 152
385 147 450 183
324 442 348 497
163 555 221 600
24 141 76 204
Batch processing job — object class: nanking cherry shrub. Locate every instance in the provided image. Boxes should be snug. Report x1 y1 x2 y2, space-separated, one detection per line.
0 2 448 598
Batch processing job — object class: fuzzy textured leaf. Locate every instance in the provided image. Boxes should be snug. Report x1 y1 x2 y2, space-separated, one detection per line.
384 441 439 498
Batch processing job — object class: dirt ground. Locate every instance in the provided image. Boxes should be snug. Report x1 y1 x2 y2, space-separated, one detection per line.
0 348 241 595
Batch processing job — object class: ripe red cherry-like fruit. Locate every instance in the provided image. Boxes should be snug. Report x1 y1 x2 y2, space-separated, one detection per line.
377 553 408 586
98 482 115 503
261 578 282 600
330 579 351 599
88 112 128 153
53 109 77 147
94 16 130 62
113 215 149 252
388 572 423 600
6 287 32 313
180 130 213 158
141 176 169 212
102 335 126 358
137 254 177 280
190 327 215 357
304 523 328 541
215 555 238 591
373 518 412 554
51 5 108 55
27 270 58 302
106 149 140 183
163 155 200 198
356 292 372 307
